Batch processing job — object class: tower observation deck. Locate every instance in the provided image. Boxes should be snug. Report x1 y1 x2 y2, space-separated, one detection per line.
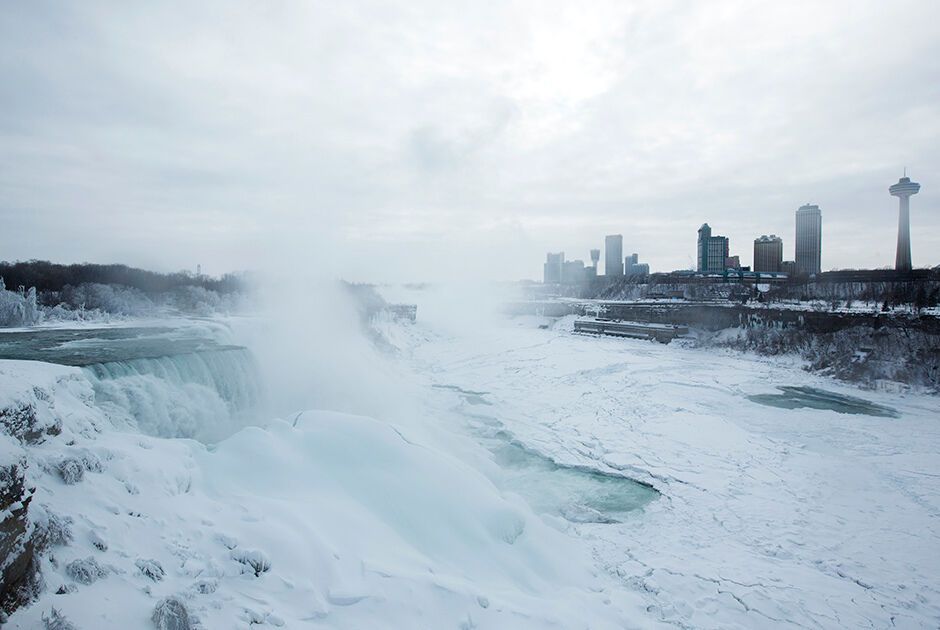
889 174 920 272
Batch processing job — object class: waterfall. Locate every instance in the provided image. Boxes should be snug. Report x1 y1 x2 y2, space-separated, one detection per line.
83 347 263 442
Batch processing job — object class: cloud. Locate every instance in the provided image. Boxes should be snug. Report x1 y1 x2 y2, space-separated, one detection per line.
1 0 938 280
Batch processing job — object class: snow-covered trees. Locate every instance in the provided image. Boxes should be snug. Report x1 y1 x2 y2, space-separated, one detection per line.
0 280 42 327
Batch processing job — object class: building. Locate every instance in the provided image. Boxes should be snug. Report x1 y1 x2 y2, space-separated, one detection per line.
543 252 564 284
795 204 822 275
889 173 920 272
605 235 623 276
624 253 650 277
697 223 729 273
780 260 797 276
725 255 741 270
753 234 783 273
590 249 600 270
562 260 586 284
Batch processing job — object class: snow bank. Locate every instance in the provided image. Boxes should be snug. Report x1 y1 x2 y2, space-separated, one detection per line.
1 357 653 628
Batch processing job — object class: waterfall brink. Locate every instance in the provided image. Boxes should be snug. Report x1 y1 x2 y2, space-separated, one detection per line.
83 347 263 442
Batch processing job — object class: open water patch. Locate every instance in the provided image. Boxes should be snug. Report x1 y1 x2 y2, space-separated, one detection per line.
487 432 657 523
434 383 657 523
432 383 491 406
747 386 899 418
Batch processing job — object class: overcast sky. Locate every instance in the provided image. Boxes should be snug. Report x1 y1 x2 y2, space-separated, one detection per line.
1 0 938 282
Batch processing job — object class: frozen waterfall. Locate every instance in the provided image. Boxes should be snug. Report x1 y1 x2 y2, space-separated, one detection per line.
83 347 262 442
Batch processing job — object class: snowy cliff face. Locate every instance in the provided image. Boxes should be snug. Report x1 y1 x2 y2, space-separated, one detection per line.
0 337 655 628
0 439 36 617
0 364 91 621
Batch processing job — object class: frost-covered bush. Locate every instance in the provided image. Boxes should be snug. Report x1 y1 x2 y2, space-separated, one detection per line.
0 400 61 444
191 578 218 594
135 558 165 582
56 458 84 485
30 505 74 552
42 607 78 630
89 530 107 552
230 548 271 576
152 596 194 630
55 450 104 484
64 557 106 585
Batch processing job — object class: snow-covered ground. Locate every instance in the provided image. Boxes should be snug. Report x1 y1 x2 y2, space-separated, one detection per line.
1 315 658 628
383 288 940 628
3 288 939 628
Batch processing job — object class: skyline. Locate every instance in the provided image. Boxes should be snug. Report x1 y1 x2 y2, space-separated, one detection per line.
542 181 933 278
1 1 939 282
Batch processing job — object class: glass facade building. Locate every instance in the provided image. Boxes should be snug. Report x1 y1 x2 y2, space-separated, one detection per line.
795 204 822 275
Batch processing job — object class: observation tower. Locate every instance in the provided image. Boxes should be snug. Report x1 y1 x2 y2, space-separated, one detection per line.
889 171 920 272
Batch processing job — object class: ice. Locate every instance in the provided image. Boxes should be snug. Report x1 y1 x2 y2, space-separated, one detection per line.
387 285 940 628
1 354 653 628
3 301 939 628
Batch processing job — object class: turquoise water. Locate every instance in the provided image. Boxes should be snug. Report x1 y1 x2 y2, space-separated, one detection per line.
748 386 899 418
436 384 658 523
0 326 239 366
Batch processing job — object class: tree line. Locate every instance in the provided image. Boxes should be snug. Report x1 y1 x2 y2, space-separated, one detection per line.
0 260 245 296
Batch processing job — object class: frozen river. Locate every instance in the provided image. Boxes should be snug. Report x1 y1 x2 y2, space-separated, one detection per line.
3 306 938 628
391 305 940 628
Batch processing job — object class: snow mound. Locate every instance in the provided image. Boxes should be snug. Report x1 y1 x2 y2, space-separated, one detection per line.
3 359 653 629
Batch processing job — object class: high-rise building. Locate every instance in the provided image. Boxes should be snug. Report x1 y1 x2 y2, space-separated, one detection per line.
889 173 920 272
562 260 586 284
543 252 564 284
753 235 783 273
795 204 822 275
605 235 623 276
697 223 729 273
625 253 650 277
590 249 600 270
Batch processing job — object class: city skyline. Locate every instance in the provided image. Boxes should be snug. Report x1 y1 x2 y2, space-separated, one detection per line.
541 175 937 279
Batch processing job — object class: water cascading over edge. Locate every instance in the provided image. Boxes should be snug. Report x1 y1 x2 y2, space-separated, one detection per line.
83 347 263 442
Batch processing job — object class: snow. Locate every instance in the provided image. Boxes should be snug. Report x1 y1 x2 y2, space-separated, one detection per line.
384 286 940 628
3 292 940 628
1 359 654 628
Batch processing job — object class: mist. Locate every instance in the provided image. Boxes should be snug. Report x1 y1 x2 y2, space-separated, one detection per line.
2 2 940 629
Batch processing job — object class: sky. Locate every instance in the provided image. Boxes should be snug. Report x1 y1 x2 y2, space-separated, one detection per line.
1 0 939 282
